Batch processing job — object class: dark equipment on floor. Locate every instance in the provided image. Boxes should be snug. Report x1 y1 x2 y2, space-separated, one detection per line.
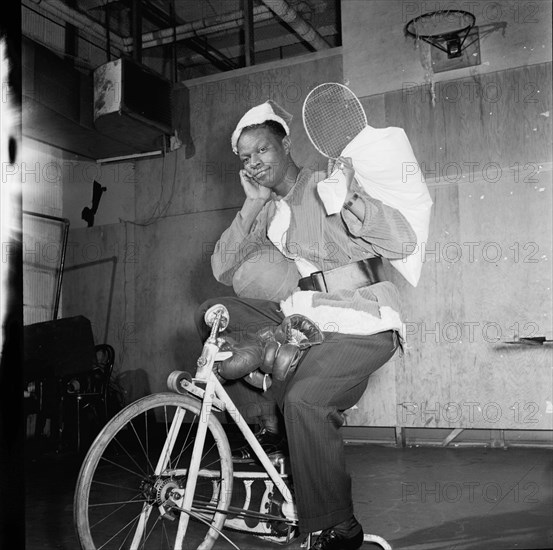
24 315 116 453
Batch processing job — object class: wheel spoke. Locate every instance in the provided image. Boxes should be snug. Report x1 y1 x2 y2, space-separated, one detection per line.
97 452 148 481
94 503 152 550
127 415 156 476
172 503 240 550
89 480 145 495
74 394 233 550
167 413 197 471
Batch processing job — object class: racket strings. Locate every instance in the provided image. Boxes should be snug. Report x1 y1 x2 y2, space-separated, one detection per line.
303 84 367 159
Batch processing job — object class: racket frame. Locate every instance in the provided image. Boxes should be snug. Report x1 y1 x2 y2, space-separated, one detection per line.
302 82 368 161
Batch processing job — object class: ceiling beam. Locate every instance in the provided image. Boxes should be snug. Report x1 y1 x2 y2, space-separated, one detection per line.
129 6 272 50
182 36 238 71
25 0 332 76
243 0 255 66
256 0 329 51
182 24 337 70
118 0 238 71
127 1 328 53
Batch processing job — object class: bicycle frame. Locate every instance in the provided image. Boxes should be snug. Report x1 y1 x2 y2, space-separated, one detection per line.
89 303 391 550
162 307 297 548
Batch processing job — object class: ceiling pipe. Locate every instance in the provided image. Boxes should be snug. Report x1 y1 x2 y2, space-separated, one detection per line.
130 6 274 50
183 24 337 69
25 0 125 52
131 0 328 53
28 0 329 63
259 0 329 51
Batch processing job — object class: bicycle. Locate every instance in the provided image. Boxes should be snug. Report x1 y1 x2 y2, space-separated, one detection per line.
74 304 392 550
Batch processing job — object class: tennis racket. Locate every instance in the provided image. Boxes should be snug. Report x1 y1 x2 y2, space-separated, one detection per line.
302 82 367 161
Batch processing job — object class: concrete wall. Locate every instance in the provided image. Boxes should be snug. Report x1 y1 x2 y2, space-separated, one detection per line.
20 136 139 399
62 160 135 228
130 50 344 396
58 49 343 404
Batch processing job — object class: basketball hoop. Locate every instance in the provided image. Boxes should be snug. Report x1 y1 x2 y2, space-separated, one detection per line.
405 10 476 59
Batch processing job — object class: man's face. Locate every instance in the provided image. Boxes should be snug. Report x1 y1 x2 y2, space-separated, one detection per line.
237 127 290 192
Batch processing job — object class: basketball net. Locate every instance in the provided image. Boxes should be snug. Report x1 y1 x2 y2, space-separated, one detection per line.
406 10 477 108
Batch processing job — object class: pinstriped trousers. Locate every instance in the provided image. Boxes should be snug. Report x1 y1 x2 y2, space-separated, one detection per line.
195 296 398 533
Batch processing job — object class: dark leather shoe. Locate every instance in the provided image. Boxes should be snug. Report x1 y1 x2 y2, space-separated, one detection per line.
232 428 288 464
309 527 364 550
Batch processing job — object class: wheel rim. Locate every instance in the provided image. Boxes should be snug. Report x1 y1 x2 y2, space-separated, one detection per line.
74 394 232 550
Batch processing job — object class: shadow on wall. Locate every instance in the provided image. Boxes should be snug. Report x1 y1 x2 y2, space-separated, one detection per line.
116 369 152 405
167 252 237 374
189 251 235 305
169 328 201 377
63 256 118 345
173 84 195 159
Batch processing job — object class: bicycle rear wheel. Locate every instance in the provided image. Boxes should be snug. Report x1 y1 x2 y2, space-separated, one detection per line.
74 393 233 550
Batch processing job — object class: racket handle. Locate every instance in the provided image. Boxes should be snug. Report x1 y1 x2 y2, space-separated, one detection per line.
327 158 334 177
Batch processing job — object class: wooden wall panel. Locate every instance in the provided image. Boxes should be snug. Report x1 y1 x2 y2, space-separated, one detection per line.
393 183 466 429
370 62 553 429
343 355 399 427
454 168 552 429
393 169 552 430
385 64 552 171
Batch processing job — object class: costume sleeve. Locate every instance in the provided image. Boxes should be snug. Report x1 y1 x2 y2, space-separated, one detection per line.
340 182 417 259
211 198 269 286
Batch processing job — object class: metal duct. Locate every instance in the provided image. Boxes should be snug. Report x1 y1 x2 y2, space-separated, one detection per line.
130 6 274 50
260 0 329 51
132 0 328 53
183 24 337 68
26 0 329 66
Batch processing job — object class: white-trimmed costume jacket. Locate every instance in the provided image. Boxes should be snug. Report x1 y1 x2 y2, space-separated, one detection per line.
211 167 417 338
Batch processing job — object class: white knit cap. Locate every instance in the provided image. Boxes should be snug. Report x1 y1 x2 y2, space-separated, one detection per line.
231 99 293 154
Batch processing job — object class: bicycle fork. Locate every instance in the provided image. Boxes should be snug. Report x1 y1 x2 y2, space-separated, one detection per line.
174 372 218 550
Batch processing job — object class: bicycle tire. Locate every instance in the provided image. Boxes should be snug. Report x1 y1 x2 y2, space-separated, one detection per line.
74 392 233 550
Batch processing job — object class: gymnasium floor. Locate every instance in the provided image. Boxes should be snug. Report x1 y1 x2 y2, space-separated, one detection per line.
24 437 552 550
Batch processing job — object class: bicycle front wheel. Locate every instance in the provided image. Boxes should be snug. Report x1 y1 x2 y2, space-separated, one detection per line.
74 393 233 550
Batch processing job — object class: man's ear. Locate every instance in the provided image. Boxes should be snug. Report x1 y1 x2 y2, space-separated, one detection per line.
282 135 291 154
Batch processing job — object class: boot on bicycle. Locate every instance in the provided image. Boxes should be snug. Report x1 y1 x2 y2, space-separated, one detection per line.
216 314 323 463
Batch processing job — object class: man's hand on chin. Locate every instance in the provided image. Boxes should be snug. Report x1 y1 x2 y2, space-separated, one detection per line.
240 169 271 201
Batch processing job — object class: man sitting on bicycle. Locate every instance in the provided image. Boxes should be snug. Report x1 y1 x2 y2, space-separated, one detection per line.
196 100 417 550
